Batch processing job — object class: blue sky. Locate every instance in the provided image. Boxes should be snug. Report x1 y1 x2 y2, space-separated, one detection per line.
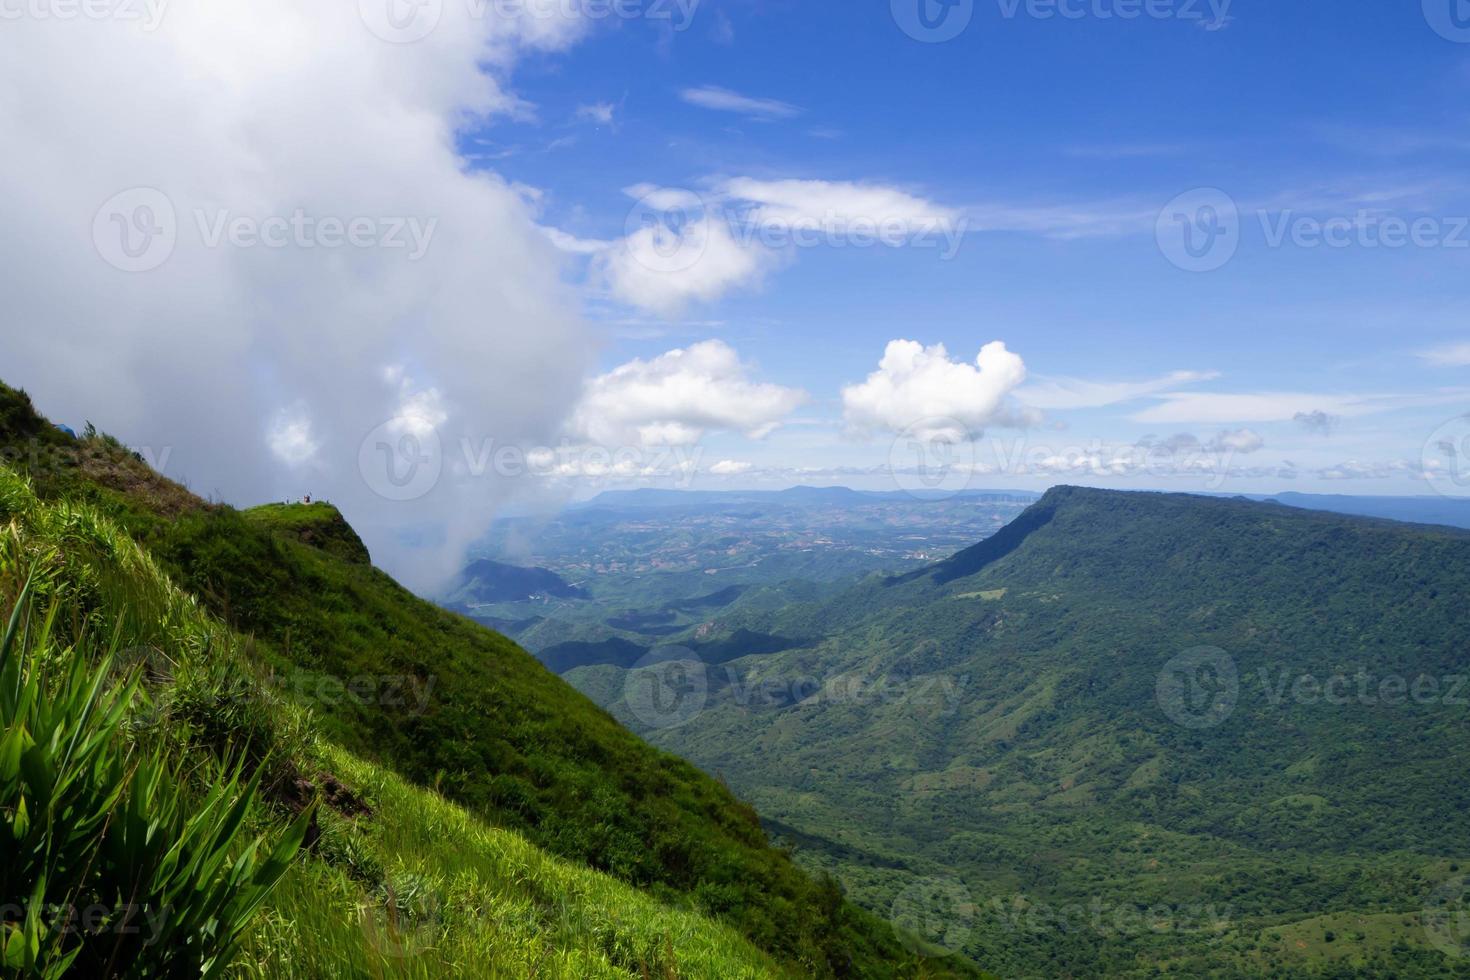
454 0 1470 496
8 0 1470 583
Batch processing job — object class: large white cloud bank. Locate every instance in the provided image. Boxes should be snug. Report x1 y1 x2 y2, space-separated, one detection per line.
0 1 598 589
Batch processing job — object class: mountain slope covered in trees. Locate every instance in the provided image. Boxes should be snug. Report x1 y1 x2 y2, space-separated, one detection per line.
575 487 1470 977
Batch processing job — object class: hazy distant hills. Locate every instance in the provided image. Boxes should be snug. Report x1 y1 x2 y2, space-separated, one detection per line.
576 483 1470 529
571 486 1470 976
462 488 1041 670
1265 491 1470 529
577 486 1042 511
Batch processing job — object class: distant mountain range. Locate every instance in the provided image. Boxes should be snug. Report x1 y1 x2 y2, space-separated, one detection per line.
576 485 1042 511
567 486 1470 976
575 485 1470 530
1262 491 1470 529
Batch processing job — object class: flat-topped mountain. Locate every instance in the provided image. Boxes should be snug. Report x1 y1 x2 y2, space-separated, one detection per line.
573 486 1470 976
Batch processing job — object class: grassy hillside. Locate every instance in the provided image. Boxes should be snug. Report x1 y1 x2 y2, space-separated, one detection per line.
0 382 977 978
243 502 373 565
573 486 1470 977
0 459 784 977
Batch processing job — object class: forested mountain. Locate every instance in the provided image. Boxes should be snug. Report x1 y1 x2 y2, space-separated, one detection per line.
574 486 1470 977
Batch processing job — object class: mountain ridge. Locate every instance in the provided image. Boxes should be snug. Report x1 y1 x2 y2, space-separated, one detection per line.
568 483 1470 976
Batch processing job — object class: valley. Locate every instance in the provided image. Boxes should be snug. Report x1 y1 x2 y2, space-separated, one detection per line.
452 487 1038 664
468 485 1470 977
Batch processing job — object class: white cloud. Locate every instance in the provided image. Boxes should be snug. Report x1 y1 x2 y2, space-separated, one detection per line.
718 178 961 238
1211 428 1265 454
963 200 1159 239
1316 459 1424 481
0 2 596 590
1135 393 1356 425
268 408 320 467
711 9 735 44
575 102 616 125
1019 370 1219 411
1063 143 1190 159
1294 410 1340 435
709 459 753 475
1419 342 1470 367
1135 428 1264 460
679 86 802 120
582 178 963 317
841 340 1028 441
595 188 779 316
1130 390 1468 424
570 340 806 447
542 226 614 255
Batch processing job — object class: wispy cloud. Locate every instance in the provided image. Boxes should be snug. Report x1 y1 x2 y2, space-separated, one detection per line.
710 9 735 45
718 177 961 236
1252 177 1467 215
1131 390 1470 425
961 200 1159 239
558 177 966 317
1312 123 1470 158
1063 143 1190 159
575 102 617 126
1019 370 1219 411
541 227 613 255
1418 342 1470 367
1294 410 1340 436
679 86 802 120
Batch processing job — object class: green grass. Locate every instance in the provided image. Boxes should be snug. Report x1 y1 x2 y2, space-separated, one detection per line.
240 502 372 565
0 577 309 978
952 589 1005 601
1243 909 1431 969
239 742 785 978
0 458 787 978
0 380 972 977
